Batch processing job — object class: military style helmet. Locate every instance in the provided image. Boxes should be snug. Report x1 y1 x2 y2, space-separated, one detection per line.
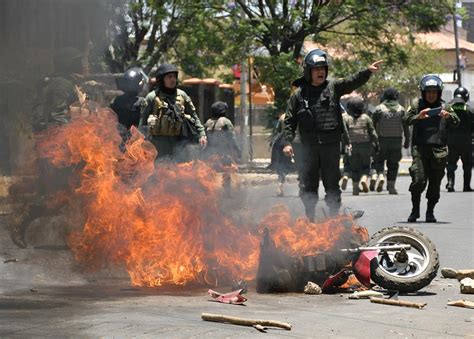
346 96 365 117
211 101 228 118
380 87 399 102
116 67 148 93
303 49 329 82
453 86 469 103
419 74 443 92
155 63 178 80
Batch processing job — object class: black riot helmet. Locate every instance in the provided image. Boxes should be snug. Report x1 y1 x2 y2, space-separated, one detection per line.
346 96 365 117
155 63 178 81
211 101 228 118
303 49 329 82
380 87 399 102
453 86 469 103
116 67 148 94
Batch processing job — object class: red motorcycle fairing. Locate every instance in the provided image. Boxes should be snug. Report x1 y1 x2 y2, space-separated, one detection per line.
352 250 378 288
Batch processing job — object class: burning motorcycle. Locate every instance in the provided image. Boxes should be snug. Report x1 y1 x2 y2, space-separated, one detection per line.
256 211 439 294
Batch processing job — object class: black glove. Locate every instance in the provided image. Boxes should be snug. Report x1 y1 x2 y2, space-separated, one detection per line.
403 140 410 149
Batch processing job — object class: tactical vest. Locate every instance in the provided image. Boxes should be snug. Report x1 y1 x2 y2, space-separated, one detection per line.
346 114 370 144
377 103 404 137
412 100 447 146
295 84 342 144
148 91 186 137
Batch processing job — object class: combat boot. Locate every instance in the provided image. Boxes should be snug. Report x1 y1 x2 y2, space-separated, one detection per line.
369 173 377 191
352 181 360 196
340 175 349 191
426 201 437 223
360 175 369 193
276 182 284 197
446 173 455 192
376 173 385 192
407 195 420 222
463 171 472 192
301 193 317 223
387 180 398 194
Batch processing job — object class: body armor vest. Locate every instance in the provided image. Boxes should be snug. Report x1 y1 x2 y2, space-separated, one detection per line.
295 85 341 144
377 103 404 137
412 100 447 146
148 91 185 137
346 114 370 144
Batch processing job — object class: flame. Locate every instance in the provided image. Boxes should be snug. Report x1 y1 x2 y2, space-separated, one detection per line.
36 107 367 288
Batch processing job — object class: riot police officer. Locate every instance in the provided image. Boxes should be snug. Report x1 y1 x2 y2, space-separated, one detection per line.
110 67 148 131
446 87 473 192
139 63 207 160
372 88 410 194
283 48 382 220
403 75 459 223
343 96 379 195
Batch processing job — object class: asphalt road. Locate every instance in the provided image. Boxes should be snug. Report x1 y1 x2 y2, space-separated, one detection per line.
0 171 473 337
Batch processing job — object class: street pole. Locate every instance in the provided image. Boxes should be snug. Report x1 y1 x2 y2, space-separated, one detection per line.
248 57 253 161
453 3 462 86
240 59 250 164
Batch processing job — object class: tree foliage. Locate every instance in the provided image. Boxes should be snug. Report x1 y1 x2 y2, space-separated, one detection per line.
103 0 454 111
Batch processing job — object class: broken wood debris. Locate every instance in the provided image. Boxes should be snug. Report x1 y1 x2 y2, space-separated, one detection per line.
447 300 474 309
369 297 427 309
201 312 292 330
3 259 18 263
348 290 384 299
441 268 474 280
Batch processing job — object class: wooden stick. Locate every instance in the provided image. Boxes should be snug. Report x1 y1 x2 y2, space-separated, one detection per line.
441 268 474 280
369 297 427 309
201 313 292 330
447 299 474 309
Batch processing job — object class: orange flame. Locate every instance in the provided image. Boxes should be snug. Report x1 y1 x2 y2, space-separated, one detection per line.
36 108 367 287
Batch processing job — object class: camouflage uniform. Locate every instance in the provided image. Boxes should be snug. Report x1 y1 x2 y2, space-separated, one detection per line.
446 99 473 191
372 99 410 193
403 99 459 222
343 111 379 194
140 88 205 161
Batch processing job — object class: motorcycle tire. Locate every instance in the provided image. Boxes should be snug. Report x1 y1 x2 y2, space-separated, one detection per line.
368 226 439 293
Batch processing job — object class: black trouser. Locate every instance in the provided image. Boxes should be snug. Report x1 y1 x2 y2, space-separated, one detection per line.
409 145 446 206
375 137 402 181
297 142 341 213
348 143 372 182
447 142 472 186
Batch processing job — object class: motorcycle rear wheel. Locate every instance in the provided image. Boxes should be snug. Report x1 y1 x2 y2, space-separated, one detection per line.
368 226 439 293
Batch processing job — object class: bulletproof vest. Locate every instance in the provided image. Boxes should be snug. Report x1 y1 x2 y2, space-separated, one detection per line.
377 102 404 137
346 114 370 144
412 99 447 146
148 90 186 137
295 84 342 144
447 103 472 144
205 117 232 146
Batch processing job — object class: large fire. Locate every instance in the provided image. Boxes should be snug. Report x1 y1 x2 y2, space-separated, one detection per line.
36 108 367 287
